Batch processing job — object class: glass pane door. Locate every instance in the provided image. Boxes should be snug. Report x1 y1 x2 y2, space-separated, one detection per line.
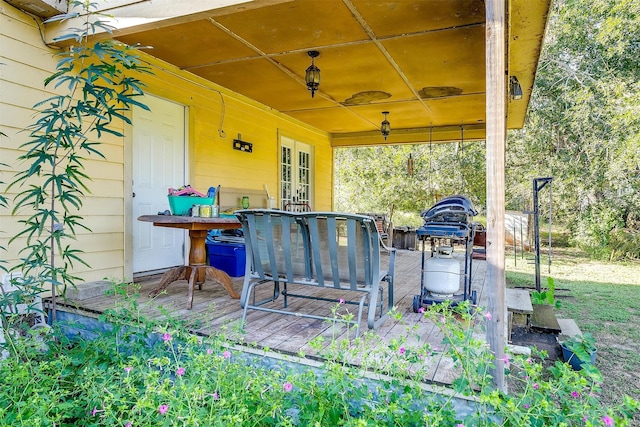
280 137 313 211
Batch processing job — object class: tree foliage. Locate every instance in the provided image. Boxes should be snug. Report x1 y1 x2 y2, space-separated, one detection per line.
335 141 486 226
506 0 640 258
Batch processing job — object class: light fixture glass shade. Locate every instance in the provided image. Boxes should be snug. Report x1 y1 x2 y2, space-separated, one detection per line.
305 51 320 98
380 111 391 140
510 76 523 100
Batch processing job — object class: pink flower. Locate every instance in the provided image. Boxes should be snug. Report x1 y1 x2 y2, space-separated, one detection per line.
602 415 613 426
571 391 578 398
206 348 213 355
283 381 293 392
502 354 510 369
158 404 169 415
418 307 425 313
399 347 406 356
162 333 171 342
91 406 99 416
213 391 219 400
439 316 446 324
125 423 132 427
533 383 539 390
456 424 464 427
223 350 231 359
338 298 345 304
484 311 492 321
176 367 185 376
523 404 530 409
124 366 132 374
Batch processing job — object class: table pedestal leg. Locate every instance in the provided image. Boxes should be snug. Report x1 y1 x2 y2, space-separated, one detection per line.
149 266 189 298
149 265 240 309
205 267 240 298
147 228 240 309
186 266 240 309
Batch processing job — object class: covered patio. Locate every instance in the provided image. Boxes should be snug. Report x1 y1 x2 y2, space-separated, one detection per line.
3 0 551 391
54 248 487 385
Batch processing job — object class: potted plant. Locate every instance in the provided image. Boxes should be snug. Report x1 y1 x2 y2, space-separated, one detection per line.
560 332 597 370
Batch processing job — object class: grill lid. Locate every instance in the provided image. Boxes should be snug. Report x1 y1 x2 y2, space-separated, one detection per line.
421 195 477 224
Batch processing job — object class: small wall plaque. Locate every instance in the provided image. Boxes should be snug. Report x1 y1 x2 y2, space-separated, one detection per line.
233 139 253 153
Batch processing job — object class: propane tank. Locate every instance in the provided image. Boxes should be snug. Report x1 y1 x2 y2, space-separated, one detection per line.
423 246 460 298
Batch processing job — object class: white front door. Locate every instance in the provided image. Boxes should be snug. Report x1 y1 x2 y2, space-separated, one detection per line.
132 95 187 274
280 136 313 211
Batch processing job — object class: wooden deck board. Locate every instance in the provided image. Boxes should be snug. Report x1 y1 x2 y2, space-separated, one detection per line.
58 248 487 386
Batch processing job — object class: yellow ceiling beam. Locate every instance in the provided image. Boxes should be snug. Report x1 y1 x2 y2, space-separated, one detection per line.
331 124 486 147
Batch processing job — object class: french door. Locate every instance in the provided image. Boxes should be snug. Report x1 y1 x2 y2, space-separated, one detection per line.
280 136 313 211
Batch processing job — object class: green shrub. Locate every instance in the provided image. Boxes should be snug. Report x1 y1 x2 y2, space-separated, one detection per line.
1 288 637 426
608 228 640 261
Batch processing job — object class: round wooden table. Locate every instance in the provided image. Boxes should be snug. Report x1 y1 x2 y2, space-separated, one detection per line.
138 215 242 309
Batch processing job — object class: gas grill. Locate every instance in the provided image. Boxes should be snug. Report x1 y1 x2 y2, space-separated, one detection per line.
413 195 478 311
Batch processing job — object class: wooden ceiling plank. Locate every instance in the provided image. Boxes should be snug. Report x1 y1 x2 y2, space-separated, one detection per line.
44 0 292 44
41 0 550 140
342 0 433 117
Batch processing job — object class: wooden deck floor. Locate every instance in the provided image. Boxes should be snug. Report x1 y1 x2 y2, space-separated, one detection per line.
58 248 487 385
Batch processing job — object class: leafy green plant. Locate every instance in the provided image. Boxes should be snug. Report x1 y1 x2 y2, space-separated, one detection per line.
1 113 8 270
561 332 597 364
1 291 637 426
531 276 562 308
5 1 150 322
0 160 7 272
608 227 640 261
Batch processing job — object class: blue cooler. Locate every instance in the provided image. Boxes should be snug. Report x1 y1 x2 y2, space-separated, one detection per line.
207 242 246 277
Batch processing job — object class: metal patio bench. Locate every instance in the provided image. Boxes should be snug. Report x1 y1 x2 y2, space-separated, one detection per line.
235 209 395 336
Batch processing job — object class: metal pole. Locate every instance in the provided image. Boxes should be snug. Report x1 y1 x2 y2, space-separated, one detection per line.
514 221 517 266
533 179 541 292
520 216 524 260
548 181 553 273
533 177 553 292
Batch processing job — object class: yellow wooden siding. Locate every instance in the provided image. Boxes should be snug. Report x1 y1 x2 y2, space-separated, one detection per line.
1 3 334 285
0 5 131 282
137 53 333 211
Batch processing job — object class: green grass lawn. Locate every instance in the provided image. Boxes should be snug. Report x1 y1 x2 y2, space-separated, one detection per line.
505 245 640 408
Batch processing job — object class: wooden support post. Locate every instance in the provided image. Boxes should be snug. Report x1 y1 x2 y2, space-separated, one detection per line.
485 0 507 391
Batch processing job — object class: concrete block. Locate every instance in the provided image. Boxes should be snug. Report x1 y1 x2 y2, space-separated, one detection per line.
511 312 529 327
63 280 111 301
531 304 561 333
557 318 583 342
507 344 532 356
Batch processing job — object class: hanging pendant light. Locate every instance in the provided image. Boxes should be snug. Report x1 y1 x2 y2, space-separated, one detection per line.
305 51 320 98
380 111 391 140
